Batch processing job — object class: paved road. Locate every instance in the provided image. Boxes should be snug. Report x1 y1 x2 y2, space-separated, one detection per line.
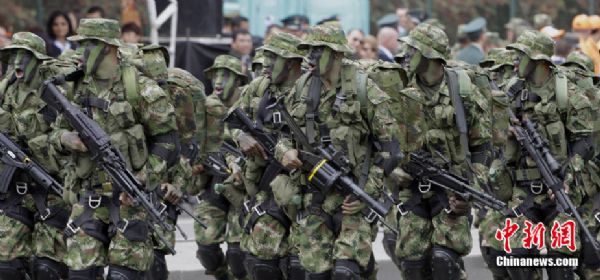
165 216 495 280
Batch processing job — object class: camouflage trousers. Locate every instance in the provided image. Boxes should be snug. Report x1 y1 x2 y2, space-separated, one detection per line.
575 197 600 279
240 207 290 259
64 202 154 271
296 210 374 273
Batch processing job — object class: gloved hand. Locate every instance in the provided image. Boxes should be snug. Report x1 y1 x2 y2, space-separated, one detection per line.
389 167 414 188
191 164 205 176
237 132 267 159
161 183 182 204
60 131 88 152
448 195 470 216
282 149 302 169
342 195 365 215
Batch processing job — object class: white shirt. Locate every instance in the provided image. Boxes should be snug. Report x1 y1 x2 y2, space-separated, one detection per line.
53 40 72 53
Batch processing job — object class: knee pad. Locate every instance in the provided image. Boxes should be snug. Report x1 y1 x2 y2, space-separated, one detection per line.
244 253 282 280
400 259 430 280
0 259 28 280
145 250 168 280
306 270 331 280
196 243 225 273
581 235 600 268
226 243 247 279
480 247 509 279
431 246 462 280
34 257 68 280
107 265 145 280
546 252 575 280
331 259 360 280
69 266 104 280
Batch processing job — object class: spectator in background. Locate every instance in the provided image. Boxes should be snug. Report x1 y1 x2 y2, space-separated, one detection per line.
46 10 75 58
264 24 283 41
589 15 600 49
121 22 141 44
377 27 399 62
483 32 503 53
0 14 10 49
346 28 364 58
282 15 309 38
359 35 378 60
86 6 105 19
553 38 574 65
455 17 487 65
504 18 531 43
222 16 234 36
396 8 408 36
68 9 80 31
573 14 600 74
232 16 249 31
229 29 253 75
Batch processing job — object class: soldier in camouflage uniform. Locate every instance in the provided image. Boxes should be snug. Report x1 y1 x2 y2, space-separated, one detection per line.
559 51 600 280
392 23 492 280
192 54 248 280
138 44 203 280
497 30 594 280
49 18 180 279
230 31 306 279
250 49 265 80
0 32 74 280
275 24 400 279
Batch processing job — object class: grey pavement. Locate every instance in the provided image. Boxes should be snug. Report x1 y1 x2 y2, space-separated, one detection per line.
166 216 494 280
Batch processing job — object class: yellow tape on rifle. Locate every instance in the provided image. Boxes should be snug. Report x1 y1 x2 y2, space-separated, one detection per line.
308 159 328 182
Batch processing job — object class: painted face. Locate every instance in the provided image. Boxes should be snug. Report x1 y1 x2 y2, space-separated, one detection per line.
9 49 39 82
79 40 110 76
263 50 290 85
212 68 238 101
406 45 425 74
308 46 335 76
515 51 534 78
142 51 168 79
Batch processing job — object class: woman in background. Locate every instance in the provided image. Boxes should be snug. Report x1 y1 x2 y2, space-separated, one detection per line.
46 10 75 58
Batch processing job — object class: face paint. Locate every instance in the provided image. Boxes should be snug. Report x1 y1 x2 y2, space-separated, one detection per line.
270 55 290 85
308 46 326 75
80 40 110 76
212 69 237 102
517 54 534 78
408 49 424 74
10 49 39 83
317 47 333 76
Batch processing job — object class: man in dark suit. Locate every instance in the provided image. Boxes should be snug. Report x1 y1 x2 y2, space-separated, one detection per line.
377 27 399 62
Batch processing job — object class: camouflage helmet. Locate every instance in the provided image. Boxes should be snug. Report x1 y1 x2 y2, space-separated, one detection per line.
507 30 554 64
204 54 247 82
141 44 170 66
0 32 51 61
563 51 595 75
252 49 264 71
400 23 450 61
68 18 122 46
259 32 306 59
533 13 552 29
297 24 353 54
488 49 516 71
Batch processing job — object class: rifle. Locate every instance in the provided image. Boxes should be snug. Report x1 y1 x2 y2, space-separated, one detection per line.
0 132 63 196
506 82 600 257
270 98 390 222
41 72 176 254
154 187 206 229
402 151 508 212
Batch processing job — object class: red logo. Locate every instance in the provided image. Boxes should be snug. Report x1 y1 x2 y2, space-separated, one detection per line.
495 218 577 253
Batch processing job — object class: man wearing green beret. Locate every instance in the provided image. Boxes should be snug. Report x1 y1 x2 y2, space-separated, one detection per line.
275 24 401 279
49 18 180 279
497 30 594 280
392 23 492 279
231 31 306 279
0 31 75 280
192 54 249 280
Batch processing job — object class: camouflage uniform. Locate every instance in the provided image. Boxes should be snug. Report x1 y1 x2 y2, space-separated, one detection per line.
193 54 248 280
50 19 179 279
274 24 398 279
138 45 205 280
499 30 594 279
561 52 600 280
393 24 492 280
0 32 74 280
232 32 306 279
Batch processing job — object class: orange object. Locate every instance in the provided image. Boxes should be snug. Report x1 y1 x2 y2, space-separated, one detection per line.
590 15 600 29
580 37 600 74
573 14 591 30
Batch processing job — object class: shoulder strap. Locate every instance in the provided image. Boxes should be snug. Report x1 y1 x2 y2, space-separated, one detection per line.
356 71 368 119
555 72 568 112
122 65 140 105
445 68 471 163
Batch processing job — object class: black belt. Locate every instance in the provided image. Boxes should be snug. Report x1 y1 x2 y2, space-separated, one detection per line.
0 181 35 229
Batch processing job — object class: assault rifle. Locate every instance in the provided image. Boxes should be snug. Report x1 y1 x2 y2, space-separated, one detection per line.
0 132 63 196
269 98 395 233
402 151 508 212
41 71 176 254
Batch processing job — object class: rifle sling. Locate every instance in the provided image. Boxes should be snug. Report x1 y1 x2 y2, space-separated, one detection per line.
305 75 322 145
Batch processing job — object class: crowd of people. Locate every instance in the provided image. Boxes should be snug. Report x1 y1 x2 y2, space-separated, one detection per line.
2 4 600 280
